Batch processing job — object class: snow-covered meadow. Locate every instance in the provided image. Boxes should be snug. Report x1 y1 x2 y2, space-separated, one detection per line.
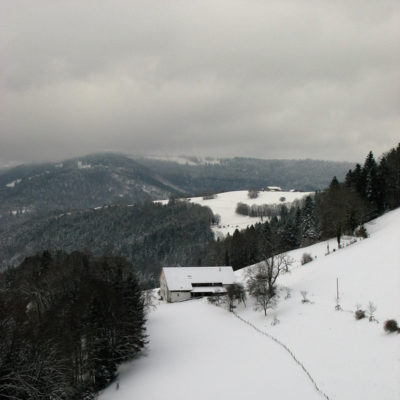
100 208 400 400
159 190 311 236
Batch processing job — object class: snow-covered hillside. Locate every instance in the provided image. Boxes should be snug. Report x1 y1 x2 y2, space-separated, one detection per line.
100 209 400 400
159 190 311 236
191 190 312 236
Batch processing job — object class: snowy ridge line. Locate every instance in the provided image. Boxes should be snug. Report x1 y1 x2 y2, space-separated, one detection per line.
232 312 333 400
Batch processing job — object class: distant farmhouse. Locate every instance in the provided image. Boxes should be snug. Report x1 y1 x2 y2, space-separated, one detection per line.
263 186 282 192
160 266 235 303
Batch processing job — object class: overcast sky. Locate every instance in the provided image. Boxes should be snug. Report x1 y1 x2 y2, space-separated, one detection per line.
1 0 399 167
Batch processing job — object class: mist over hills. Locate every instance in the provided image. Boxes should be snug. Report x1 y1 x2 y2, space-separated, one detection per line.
135 156 355 195
0 152 354 217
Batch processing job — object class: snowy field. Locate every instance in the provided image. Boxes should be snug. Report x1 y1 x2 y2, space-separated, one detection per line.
100 300 323 400
159 190 311 236
100 208 400 400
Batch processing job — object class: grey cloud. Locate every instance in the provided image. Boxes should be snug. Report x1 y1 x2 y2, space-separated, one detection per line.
0 0 399 166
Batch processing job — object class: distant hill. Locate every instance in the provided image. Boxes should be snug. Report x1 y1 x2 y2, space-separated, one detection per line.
134 156 355 195
0 153 183 217
0 153 353 218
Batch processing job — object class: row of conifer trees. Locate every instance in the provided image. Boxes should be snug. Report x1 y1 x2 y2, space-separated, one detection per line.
0 251 146 399
203 144 400 270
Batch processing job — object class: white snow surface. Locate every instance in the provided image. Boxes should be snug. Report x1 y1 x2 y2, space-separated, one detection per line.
143 155 221 165
162 266 235 291
5 178 22 188
100 208 400 400
158 190 311 236
192 190 311 236
100 300 323 400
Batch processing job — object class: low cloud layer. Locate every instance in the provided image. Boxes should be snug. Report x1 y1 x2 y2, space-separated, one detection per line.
1 0 399 167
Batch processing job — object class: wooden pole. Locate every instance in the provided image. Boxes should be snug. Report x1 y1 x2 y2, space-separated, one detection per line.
336 278 339 303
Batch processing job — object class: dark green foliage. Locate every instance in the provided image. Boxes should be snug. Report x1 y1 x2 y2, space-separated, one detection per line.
0 251 146 399
226 282 247 311
344 144 400 219
248 188 259 199
383 319 399 333
236 202 250 216
235 202 282 219
0 201 215 286
355 309 366 320
300 196 318 245
301 253 313 265
354 225 369 238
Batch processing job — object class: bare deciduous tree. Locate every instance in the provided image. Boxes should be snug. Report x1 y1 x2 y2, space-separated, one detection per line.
245 254 290 316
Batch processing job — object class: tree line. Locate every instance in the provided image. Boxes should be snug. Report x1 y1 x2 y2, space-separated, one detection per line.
0 200 217 286
0 251 146 399
204 144 400 270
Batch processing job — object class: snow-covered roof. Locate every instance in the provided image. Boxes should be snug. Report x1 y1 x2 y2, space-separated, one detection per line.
162 267 235 291
191 287 227 293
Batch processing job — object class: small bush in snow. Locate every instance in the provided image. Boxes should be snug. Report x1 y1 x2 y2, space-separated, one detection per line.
282 287 292 300
248 188 259 199
367 301 377 322
355 309 366 320
301 253 313 265
383 319 399 333
355 225 369 238
208 295 225 306
208 296 218 304
271 315 280 326
300 290 310 303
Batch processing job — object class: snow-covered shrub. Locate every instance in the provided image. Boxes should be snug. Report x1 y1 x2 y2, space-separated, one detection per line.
271 315 280 326
355 225 368 238
355 309 366 320
300 290 310 303
383 319 399 333
301 253 313 265
367 301 377 322
208 295 225 306
282 287 292 300
248 188 259 199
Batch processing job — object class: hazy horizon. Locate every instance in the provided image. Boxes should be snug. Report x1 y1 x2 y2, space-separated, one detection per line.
0 150 361 170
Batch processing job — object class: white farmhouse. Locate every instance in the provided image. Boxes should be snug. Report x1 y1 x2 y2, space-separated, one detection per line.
265 186 282 192
160 266 235 303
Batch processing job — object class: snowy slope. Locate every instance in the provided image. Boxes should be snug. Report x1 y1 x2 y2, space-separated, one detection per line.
159 190 311 236
100 300 323 400
235 208 400 400
100 209 400 400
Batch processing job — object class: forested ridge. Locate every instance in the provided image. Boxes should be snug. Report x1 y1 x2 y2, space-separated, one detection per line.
0 153 352 219
0 201 217 285
135 157 354 194
0 153 180 217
